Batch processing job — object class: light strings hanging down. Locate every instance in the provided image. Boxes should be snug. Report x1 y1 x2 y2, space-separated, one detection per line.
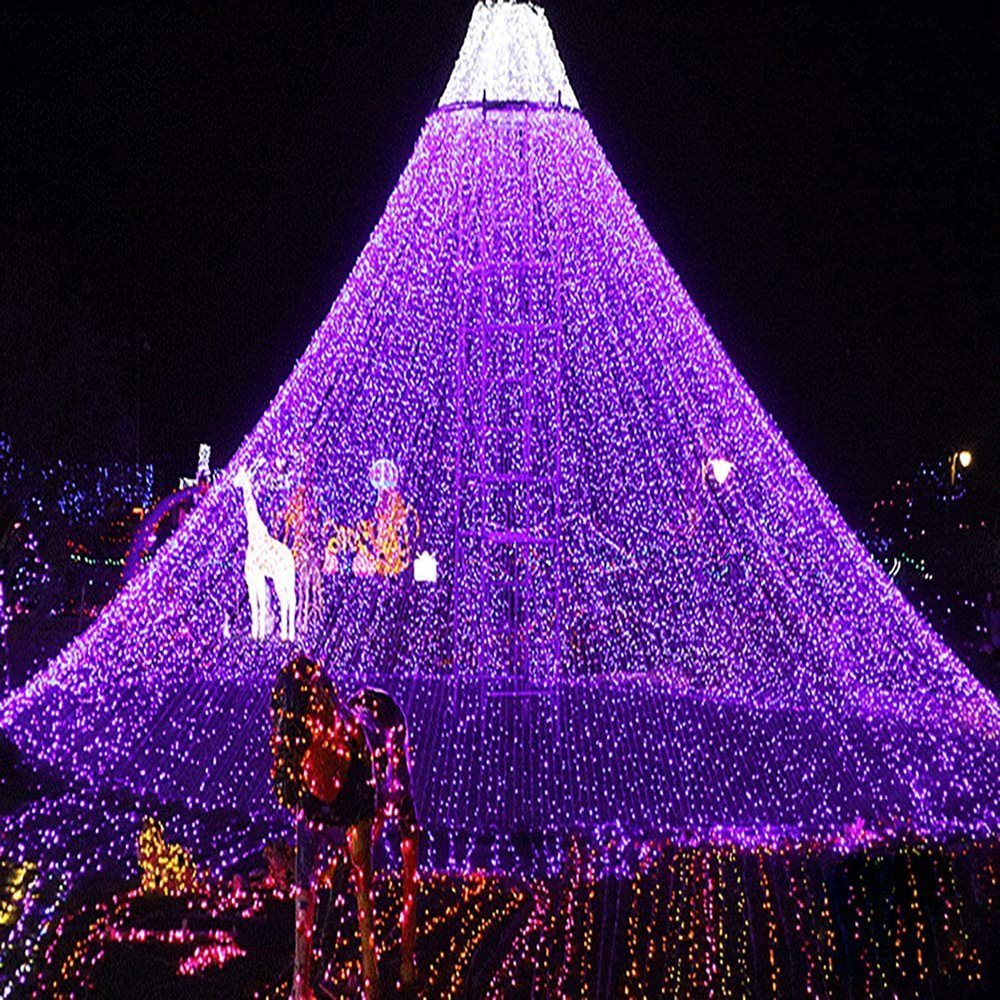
1 1 998 868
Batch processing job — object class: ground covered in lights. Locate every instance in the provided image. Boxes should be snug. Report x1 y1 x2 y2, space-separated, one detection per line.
4 816 998 998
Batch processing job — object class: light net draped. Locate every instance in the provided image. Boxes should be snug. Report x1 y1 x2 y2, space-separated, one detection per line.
2 19 998 841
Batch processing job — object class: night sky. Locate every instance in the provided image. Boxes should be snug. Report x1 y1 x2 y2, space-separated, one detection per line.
2 1 996 525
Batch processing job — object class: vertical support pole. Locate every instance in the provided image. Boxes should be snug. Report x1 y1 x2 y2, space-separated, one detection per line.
348 821 380 1000
293 813 317 1000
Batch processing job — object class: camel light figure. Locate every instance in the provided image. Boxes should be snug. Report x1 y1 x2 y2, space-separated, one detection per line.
271 656 420 1000
233 467 296 641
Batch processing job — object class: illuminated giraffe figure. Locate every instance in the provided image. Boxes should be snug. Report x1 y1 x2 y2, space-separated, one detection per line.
234 467 297 641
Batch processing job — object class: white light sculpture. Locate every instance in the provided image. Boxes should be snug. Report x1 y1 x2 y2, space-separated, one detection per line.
708 458 734 486
414 551 438 583
233 467 296 641
180 443 213 489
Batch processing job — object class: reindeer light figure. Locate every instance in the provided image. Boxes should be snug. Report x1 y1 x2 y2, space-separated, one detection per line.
271 656 419 1000
233 466 296 641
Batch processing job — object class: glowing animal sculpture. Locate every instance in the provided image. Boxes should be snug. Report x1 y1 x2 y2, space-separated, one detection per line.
282 484 323 636
324 488 419 578
271 657 419 1000
137 817 205 897
233 467 296 641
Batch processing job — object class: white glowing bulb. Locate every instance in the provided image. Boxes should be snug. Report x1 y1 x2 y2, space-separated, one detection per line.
958 450 972 469
708 458 734 486
370 458 401 493
414 551 438 583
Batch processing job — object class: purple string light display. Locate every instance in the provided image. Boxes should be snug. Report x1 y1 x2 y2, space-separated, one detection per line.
1 0 998 925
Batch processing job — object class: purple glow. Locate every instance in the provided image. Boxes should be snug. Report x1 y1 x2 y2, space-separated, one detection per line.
2 13 998 885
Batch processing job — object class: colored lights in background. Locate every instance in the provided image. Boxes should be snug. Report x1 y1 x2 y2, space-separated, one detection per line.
862 451 998 654
18 828 999 998
0 431 154 619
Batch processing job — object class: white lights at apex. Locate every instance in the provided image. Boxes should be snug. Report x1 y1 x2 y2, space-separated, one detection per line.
439 0 579 108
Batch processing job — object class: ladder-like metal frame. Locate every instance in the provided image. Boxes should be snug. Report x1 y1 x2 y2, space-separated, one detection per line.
451 107 565 693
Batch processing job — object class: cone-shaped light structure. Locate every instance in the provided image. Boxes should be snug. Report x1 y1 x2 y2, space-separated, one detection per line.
2 1 998 850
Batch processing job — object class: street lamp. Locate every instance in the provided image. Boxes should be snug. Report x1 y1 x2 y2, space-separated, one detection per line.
949 449 973 486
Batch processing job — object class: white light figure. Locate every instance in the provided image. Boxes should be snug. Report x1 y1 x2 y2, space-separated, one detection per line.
197 443 212 482
707 458 734 486
413 551 438 583
233 467 296 641
180 443 213 489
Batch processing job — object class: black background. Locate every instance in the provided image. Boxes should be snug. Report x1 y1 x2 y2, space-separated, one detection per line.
2 1 996 523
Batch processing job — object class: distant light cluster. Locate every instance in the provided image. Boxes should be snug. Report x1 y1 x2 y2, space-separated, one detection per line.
862 455 995 644
0 435 153 529
0 433 154 615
